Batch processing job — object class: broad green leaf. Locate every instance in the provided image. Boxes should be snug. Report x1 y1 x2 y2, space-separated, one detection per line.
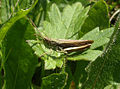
62 3 90 39
42 2 90 39
81 14 120 89
67 50 103 61
80 0 110 37
2 18 38 89
80 27 114 49
41 73 68 89
0 0 38 43
0 0 35 23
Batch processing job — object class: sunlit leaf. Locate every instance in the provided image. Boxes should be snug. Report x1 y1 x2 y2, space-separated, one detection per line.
81 27 114 49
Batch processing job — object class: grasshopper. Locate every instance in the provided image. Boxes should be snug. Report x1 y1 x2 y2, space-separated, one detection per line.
27 16 94 54
43 37 93 53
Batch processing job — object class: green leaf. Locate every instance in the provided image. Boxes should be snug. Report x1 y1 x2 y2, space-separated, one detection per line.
55 59 63 68
81 14 120 89
0 0 38 43
42 2 90 39
80 27 114 49
27 40 64 70
67 50 103 61
41 73 68 89
80 0 110 37
27 40 45 57
45 58 56 70
2 18 38 89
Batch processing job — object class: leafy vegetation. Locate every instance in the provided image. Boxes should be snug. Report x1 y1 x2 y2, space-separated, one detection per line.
0 0 120 89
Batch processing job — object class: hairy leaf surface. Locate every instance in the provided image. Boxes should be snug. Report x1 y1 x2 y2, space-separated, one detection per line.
81 14 120 89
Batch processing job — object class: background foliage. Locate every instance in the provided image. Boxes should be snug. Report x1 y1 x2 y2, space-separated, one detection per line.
0 0 120 89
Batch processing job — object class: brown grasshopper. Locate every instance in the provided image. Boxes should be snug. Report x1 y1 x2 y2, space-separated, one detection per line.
43 37 94 53
27 16 94 53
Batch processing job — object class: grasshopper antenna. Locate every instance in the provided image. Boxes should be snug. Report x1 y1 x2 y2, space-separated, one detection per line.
26 16 44 38
26 16 56 45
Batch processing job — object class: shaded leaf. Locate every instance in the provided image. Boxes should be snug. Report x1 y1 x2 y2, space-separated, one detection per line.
80 0 110 37
41 73 68 89
2 18 38 89
73 60 89 89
